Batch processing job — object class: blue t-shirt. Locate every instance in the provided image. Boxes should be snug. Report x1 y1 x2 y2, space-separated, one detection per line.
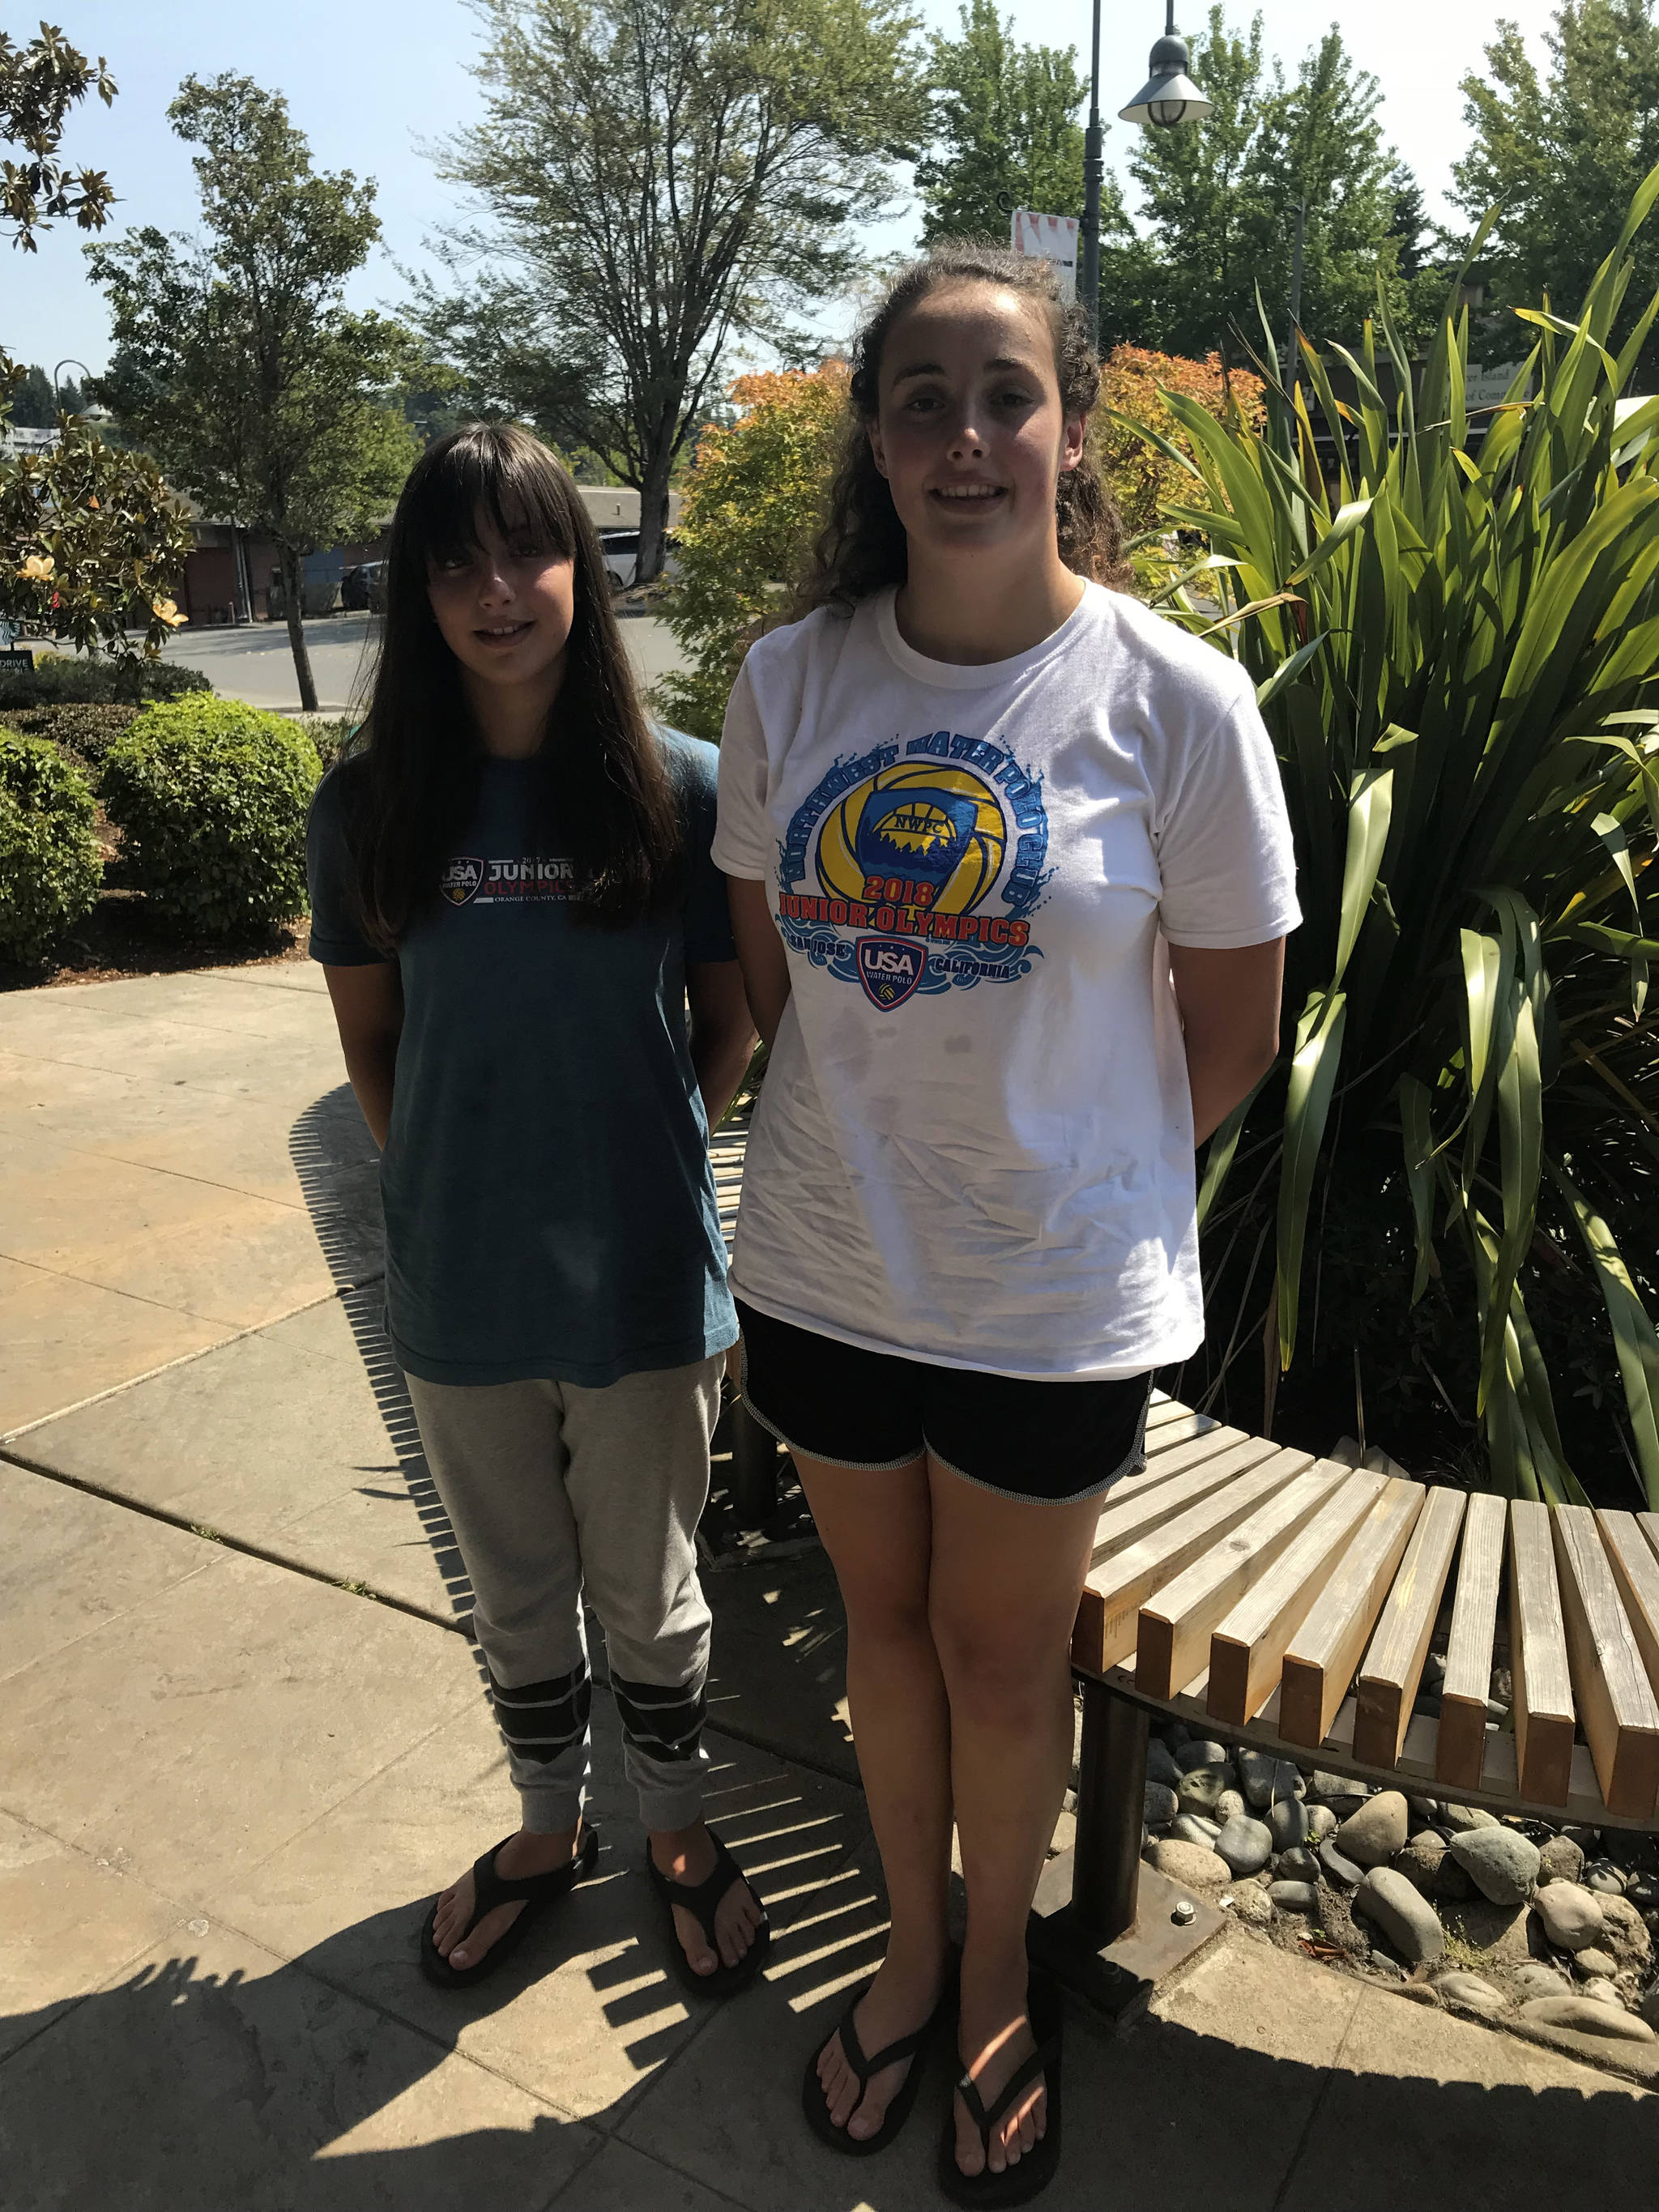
306 732 739 1387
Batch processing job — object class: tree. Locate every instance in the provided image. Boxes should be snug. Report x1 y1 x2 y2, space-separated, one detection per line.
433 0 930 584
1093 345 1263 542
87 76 420 710
657 364 847 740
1128 8 1425 359
1452 2 1659 361
6 364 79 425
0 22 114 251
0 26 192 661
915 0 1107 244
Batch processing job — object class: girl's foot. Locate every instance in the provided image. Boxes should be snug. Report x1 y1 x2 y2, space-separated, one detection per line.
817 1944 953 2139
952 1980 1046 2176
650 1820 766 1976
430 1823 582 1972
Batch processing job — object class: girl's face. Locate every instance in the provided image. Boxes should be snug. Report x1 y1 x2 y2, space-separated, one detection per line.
426 508 576 695
868 282 1085 566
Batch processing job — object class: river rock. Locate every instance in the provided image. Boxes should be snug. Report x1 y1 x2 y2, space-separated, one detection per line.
1448 1825 1541 1907
1145 1737 1182 1788
1144 1782 1179 1827
1533 1882 1605 1953
1407 1794 1441 1826
1356 1867 1445 1964
1213 1788 1247 1826
1579 1978 1625 2008
1148 1838 1232 1890
1641 1985 1659 2030
1171 1814 1222 1848
1178 1765 1236 1816
1274 1847 1320 1883
1512 1961 1572 2001
1268 1880 1320 1914
1443 1897 1533 1963
1624 1872 1659 1912
1435 1852 1475 1903
1572 1947 1618 1980
1440 1804 1501 1834
1231 1880 1275 1927
1175 1737 1230 1772
1310 1770 1369 1806
1320 1837 1366 1887
1267 1797 1311 1851
1519 1996 1656 2043
1596 1894 1653 1964
1392 1833 1447 1895
1239 1751 1305 1809
1434 1970 1508 2014
1336 1791 1410 1867
1213 1814 1274 1876
1537 1834 1585 1887
1307 1805 1337 1840
1584 1860 1627 1895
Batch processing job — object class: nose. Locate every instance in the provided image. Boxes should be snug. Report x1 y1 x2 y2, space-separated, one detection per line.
946 408 987 460
477 556 514 603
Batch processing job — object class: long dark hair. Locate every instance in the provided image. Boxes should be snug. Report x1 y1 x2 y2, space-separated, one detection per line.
800 239 1131 613
341 423 681 942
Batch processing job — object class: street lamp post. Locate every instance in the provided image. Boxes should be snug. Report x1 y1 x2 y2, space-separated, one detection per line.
52 358 96 413
1080 3 1212 352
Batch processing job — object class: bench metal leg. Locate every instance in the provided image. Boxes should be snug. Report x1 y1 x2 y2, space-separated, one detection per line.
1028 1678 1226 2027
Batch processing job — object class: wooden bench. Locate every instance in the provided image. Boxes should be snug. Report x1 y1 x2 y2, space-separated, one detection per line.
1030 1395 1659 2017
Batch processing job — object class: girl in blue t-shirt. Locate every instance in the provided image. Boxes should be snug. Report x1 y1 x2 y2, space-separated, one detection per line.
308 423 767 2000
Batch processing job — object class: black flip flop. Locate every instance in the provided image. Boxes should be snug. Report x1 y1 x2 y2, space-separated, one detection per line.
420 1826 599 1990
645 1828 770 1999
801 1950 960 2158
938 1971 1064 2207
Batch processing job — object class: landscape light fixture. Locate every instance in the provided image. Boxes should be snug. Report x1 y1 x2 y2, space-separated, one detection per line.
1080 2 1210 347
1119 3 1213 131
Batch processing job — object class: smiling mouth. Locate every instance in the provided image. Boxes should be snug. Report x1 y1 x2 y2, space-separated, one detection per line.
475 620 533 641
930 484 1006 504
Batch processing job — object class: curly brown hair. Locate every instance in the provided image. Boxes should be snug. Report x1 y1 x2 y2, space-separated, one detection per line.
799 239 1132 614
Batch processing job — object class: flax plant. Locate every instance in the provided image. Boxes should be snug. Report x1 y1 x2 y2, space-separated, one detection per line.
1134 177 1659 1505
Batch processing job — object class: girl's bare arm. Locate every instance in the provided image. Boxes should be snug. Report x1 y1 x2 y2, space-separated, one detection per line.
1167 939 1286 1145
727 876 792 1051
322 961 405 1149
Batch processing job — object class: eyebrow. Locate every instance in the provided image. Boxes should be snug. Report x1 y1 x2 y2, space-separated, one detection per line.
890 354 1036 386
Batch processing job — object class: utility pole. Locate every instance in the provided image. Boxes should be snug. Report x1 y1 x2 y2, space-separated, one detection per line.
1081 0 1105 352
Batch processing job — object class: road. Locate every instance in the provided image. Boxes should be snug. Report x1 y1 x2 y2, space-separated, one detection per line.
156 611 689 714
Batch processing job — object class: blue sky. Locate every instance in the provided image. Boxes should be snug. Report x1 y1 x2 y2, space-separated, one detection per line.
3 1 1563 379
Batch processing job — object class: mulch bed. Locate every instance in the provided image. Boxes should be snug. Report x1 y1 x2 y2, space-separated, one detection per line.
0 889 309 992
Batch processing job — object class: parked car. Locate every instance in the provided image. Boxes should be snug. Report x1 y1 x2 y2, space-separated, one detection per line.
598 531 679 590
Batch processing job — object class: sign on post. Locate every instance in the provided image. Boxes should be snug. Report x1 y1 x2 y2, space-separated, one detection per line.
1010 210 1079 301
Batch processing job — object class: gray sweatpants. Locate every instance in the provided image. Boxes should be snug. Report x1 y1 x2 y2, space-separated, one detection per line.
404 1354 723 1833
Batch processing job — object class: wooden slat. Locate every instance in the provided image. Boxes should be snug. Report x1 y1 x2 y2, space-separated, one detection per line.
1640 1512 1659 1567
1071 1448 1314 1673
1435 1492 1508 1791
1553 1506 1659 1820
1134 1460 1350 1699
1599 1509 1659 1699
1510 1498 1576 1807
1206 1470 1386 1724
1277 1479 1424 1748
1353 1485 1466 1768
1086 1433 1287 1568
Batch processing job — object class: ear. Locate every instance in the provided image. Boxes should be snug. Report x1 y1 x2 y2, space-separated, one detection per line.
1058 409 1088 476
868 420 889 480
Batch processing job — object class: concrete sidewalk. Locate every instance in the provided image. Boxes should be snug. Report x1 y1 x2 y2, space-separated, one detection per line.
0 963 1649 2210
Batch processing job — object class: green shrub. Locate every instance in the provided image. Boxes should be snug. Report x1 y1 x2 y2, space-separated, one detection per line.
102 698 322 936
1 703 141 778
0 654 211 710
0 728 103 965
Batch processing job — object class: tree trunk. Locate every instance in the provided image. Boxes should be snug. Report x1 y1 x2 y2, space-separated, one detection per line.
279 545 318 713
634 437 676 585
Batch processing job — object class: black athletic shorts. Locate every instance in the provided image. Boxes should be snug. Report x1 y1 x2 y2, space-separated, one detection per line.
735 1298 1152 1505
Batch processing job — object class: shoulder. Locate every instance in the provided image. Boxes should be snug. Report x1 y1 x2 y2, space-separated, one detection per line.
741 603 860 693
306 753 367 837
655 722 719 797
1086 586 1255 722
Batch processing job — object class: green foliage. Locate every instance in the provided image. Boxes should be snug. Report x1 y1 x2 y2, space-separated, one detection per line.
0 702 139 778
0 22 115 252
8 364 83 425
0 656 208 709
1144 177 1659 1503
428 0 930 581
102 698 322 937
87 74 423 710
1452 2 1659 367
1126 8 1434 359
915 0 1101 243
0 727 101 964
658 368 848 742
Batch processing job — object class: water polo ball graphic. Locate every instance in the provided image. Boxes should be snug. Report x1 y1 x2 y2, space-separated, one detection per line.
815 763 1006 914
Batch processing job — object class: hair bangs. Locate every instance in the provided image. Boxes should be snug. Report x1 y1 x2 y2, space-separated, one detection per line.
402 426 580 571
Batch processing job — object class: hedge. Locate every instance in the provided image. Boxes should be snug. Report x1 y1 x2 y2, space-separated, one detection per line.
102 698 322 936
0 655 211 710
0 728 102 965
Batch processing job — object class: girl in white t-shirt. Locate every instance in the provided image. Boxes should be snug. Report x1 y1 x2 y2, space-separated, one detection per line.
714 244 1299 2201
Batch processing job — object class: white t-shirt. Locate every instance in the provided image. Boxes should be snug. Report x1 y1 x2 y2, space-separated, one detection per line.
711 582 1302 1379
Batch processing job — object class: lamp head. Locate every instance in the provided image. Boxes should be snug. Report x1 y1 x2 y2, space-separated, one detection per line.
1120 31 1212 130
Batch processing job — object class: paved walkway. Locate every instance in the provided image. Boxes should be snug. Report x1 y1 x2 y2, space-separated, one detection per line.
0 965 1648 2209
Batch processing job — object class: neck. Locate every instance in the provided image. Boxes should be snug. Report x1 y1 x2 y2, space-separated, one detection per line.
893 544 1085 665
463 655 566 759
